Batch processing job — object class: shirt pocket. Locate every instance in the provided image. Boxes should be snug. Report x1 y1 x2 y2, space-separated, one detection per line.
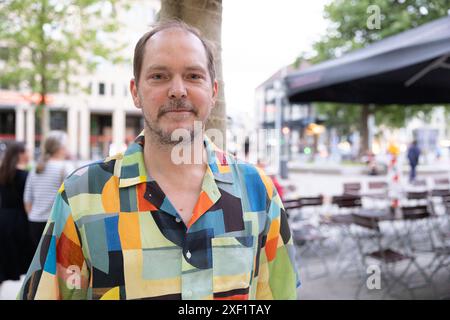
211 235 255 299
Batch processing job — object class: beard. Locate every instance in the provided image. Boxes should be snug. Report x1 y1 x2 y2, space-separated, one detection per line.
143 98 201 146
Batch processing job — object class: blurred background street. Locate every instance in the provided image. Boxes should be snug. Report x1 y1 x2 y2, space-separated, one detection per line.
1 0 450 300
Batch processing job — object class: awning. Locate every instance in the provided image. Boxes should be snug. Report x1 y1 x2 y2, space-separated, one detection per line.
285 15 450 104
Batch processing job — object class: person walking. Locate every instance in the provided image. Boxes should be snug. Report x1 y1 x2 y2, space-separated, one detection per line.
407 140 421 183
23 131 73 252
0 141 33 285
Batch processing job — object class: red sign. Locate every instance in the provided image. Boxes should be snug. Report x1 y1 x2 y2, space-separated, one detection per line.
0 90 54 105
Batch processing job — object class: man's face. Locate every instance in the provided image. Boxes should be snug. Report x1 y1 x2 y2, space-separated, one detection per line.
130 28 218 145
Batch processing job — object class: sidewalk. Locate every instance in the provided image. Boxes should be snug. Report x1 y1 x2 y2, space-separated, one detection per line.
0 276 23 300
288 161 450 176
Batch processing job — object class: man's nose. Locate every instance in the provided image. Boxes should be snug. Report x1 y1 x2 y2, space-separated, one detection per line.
168 76 187 99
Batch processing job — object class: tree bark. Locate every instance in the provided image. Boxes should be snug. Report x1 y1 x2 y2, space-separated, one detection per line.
39 0 50 143
159 0 227 149
360 104 370 157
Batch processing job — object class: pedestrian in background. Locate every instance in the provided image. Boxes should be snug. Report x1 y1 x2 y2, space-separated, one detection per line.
23 131 73 252
0 141 33 285
407 140 421 182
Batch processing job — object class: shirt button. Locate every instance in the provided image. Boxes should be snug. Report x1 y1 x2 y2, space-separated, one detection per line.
186 250 192 259
175 217 181 223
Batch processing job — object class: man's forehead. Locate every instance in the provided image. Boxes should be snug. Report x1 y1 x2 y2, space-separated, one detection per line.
145 27 204 50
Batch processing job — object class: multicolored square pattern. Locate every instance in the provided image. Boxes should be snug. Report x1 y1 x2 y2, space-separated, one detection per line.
18 131 300 300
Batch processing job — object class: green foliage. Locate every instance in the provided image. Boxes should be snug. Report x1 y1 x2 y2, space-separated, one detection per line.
0 0 128 100
307 0 450 133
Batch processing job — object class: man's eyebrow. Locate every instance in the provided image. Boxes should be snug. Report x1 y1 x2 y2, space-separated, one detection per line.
145 65 169 72
185 65 207 73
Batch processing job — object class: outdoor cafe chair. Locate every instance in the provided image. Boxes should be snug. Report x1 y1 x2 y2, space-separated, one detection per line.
393 205 437 255
350 212 437 299
292 223 330 280
402 190 430 207
283 198 302 219
427 218 450 291
429 189 450 215
320 195 363 277
433 177 450 187
366 181 389 198
343 182 362 196
363 181 389 208
411 179 428 188
290 195 330 280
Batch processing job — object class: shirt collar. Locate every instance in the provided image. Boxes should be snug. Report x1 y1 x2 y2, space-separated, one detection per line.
118 130 234 188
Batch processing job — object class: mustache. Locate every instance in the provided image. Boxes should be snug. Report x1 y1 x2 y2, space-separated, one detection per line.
157 99 198 118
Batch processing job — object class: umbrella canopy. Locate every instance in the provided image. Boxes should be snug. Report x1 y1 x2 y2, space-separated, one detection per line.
285 15 450 104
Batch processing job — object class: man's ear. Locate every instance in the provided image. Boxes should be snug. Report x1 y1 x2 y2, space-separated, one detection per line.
211 80 218 107
130 78 141 109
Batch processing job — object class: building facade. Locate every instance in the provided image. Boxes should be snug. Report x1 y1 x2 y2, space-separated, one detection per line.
254 61 326 174
0 0 160 161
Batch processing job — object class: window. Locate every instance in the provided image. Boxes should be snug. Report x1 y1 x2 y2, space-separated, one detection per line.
99 82 105 95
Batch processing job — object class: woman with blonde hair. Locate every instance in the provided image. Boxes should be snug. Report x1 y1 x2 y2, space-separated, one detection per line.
24 131 73 251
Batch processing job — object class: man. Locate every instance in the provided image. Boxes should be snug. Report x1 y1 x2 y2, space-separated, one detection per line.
407 140 420 182
18 20 299 300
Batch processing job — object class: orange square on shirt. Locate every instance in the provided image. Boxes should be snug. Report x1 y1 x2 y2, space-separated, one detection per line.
119 213 142 249
136 183 158 212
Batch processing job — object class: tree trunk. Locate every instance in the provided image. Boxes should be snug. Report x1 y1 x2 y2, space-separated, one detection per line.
159 0 227 149
39 0 50 144
359 104 370 157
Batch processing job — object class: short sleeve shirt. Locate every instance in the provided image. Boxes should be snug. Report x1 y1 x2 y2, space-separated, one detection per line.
18 131 300 300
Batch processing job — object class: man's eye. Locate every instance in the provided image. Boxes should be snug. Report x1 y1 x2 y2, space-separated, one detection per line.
188 74 203 80
150 74 165 80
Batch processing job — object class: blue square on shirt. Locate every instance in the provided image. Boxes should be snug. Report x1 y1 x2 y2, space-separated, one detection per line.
105 215 121 251
242 165 266 212
43 235 57 275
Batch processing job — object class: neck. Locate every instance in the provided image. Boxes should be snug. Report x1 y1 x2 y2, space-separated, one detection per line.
16 163 26 170
143 129 208 179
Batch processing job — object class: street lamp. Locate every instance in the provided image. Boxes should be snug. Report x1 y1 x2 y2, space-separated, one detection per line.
274 79 289 179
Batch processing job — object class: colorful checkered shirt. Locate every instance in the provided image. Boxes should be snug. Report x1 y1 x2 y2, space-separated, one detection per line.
18 131 300 300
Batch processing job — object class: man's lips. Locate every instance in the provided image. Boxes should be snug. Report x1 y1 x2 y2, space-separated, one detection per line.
161 109 195 116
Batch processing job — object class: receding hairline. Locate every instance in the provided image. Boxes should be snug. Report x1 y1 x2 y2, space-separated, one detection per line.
142 26 209 58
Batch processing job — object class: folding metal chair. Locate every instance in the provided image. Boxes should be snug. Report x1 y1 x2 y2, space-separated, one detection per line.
351 213 437 299
343 182 362 196
434 177 450 188
399 205 437 254
323 195 363 277
367 181 389 198
427 198 450 290
405 190 429 205
363 181 389 208
411 179 427 188
291 195 330 280
284 198 302 220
